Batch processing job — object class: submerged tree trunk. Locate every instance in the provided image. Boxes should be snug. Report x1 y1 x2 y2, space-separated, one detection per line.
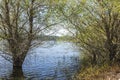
11 65 24 80
11 54 26 80
13 57 23 69
12 50 28 68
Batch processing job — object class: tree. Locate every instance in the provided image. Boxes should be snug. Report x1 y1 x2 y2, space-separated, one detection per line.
83 0 120 63
0 0 54 70
56 0 120 64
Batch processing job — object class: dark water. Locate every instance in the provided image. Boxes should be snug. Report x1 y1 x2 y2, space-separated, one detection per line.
0 41 80 80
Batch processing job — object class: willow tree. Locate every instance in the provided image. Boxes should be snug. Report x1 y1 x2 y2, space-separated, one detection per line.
56 0 120 64
0 0 55 70
80 0 120 63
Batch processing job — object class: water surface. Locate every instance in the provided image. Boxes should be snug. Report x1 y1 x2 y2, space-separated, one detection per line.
0 41 80 80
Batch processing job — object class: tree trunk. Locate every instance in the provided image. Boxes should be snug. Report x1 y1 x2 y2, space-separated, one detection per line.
109 50 115 62
109 46 117 62
13 56 24 69
92 51 97 65
11 65 24 80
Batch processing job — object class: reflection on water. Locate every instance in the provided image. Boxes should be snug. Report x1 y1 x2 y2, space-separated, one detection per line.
0 41 80 80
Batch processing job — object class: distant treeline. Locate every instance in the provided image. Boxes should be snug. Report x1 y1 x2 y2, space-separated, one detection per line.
36 35 73 41
36 35 60 41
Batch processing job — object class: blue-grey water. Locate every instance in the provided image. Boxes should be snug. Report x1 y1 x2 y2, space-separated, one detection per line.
0 41 80 80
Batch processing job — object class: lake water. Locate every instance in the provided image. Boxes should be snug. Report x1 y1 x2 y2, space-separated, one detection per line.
0 41 80 80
